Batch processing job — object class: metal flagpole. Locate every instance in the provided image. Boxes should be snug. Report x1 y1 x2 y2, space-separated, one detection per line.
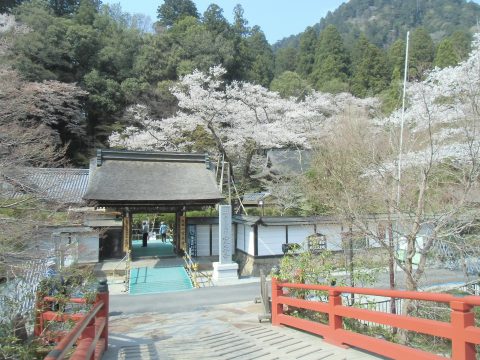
397 31 409 205
391 31 410 308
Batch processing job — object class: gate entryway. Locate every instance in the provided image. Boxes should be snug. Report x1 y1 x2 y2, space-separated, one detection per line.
83 149 223 259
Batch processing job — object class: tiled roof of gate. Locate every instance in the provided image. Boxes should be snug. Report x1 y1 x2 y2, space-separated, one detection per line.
83 149 223 204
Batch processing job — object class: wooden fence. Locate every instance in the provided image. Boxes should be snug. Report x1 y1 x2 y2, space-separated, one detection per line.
271 278 480 360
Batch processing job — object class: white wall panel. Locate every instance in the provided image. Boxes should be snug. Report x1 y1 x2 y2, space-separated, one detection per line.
196 225 211 256
246 227 255 255
212 225 219 256
258 226 286 256
316 223 343 251
287 225 315 245
236 224 246 252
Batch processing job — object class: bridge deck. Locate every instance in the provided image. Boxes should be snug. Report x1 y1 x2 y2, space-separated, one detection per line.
103 301 385 360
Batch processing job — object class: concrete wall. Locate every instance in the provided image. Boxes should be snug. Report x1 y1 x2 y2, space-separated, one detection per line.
235 251 281 277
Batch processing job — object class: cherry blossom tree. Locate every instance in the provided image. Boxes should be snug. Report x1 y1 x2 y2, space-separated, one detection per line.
0 17 83 349
110 65 378 186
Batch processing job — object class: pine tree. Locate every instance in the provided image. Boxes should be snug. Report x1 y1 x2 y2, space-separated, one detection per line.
351 34 390 97
296 27 317 78
245 26 274 86
311 25 350 92
434 38 459 68
409 27 434 80
387 38 406 78
449 30 472 62
202 3 229 35
156 0 198 28
274 47 297 76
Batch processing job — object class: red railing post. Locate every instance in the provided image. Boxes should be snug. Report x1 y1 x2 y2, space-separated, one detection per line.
96 279 109 351
271 277 283 326
79 320 96 360
450 300 476 360
326 289 345 347
34 291 46 337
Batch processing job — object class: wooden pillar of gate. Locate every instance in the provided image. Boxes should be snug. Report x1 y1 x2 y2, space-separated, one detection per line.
122 208 132 255
175 208 186 254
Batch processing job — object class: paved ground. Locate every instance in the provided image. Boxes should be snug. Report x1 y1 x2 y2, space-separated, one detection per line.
109 281 261 315
104 301 383 360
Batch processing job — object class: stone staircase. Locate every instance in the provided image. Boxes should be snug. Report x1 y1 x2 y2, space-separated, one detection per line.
128 267 193 295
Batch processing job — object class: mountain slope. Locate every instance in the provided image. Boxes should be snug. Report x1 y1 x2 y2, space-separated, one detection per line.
275 0 480 50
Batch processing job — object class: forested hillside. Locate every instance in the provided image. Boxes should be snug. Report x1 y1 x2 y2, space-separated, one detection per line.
275 0 480 49
0 0 478 166
319 0 480 47
273 0 476 100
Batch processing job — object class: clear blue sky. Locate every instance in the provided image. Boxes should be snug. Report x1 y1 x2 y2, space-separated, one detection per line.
103 0 347 44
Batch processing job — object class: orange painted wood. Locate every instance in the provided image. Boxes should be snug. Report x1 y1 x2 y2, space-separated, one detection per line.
271 279 480 360
271 277 284 326
42 311 84 322
69 338 94 360
278 295 329 313
335 329 446 360
450 301 476 360
43 296 87 304
463 297 480 306
335 305 452 338
94 338 106 360
96 290 109 350
328 290 343 346
464 326 480 345
43 300 106 360
277 282 461 304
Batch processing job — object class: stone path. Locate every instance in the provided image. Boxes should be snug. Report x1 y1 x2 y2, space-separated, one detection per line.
104 301 383 360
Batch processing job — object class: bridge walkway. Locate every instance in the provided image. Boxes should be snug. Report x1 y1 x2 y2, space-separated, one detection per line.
104 301 384 360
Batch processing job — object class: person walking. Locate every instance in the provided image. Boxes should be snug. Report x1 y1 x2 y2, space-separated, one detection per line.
159 221 168 243
142 220 149 247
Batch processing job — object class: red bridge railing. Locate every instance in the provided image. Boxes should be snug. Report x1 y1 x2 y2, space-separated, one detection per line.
35 280 109 360
271 278 480 360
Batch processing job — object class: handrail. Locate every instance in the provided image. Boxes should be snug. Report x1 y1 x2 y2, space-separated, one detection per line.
44 301 104 360
184 252 199 287
36 280 109 360
272 278 480 360
124 250 131 293
112 250 130 280
183 252 213 287
279 282 480 304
